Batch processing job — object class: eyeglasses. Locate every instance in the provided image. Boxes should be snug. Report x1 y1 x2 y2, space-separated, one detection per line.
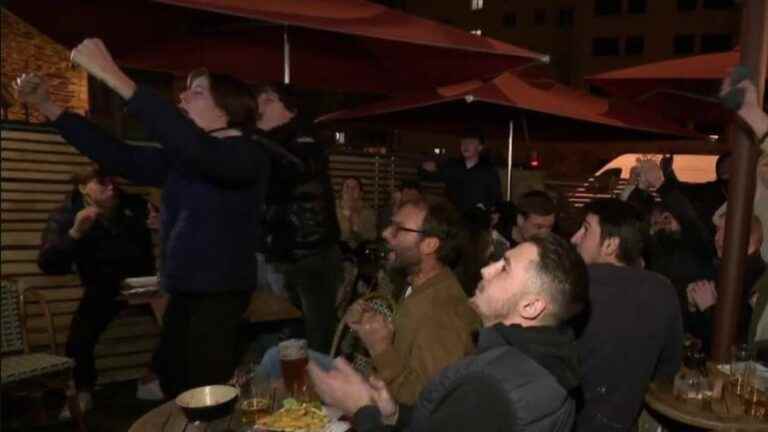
389 222 428 236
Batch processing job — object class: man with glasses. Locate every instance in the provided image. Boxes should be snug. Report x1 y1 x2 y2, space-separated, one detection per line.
351 198 480 404
38 164 156 417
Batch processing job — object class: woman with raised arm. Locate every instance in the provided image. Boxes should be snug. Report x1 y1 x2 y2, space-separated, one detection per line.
16 39 270 399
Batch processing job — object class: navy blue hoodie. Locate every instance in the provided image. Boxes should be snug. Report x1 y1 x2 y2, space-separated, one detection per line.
52 87 270 295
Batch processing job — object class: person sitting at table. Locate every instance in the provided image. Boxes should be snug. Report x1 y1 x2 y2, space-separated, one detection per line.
337 176 378 251
570 198 683 431
16 38 270 399
308 233 587 432
260 198 479 405
37 164 155 417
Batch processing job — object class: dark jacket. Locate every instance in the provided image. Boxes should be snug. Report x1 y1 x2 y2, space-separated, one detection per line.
38 191 155 298
261 119 339 261
638 184 717 320
574 264 683 431
51 86 270 295
687 253 766 353
661 175 727 234
418 157 501 213
353 324 579 432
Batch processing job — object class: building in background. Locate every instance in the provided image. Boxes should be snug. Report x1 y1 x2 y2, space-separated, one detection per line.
402 0 739 87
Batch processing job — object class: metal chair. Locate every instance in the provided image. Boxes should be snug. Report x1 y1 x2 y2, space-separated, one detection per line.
1 279 86 432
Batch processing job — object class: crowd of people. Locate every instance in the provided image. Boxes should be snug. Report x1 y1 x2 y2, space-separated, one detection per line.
13 37 768 431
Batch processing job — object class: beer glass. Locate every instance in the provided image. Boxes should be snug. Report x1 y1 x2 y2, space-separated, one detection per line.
279 339 309 396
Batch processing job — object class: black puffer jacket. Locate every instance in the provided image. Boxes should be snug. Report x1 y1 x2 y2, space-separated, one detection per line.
353 324 580 432
261 119 339 261
38 190 155 298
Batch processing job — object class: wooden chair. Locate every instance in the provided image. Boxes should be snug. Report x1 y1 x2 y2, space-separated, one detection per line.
1 279 87 432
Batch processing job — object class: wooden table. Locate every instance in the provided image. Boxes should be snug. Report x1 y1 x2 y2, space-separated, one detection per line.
128 397 349 432
645 373 767 430
128 399 239 432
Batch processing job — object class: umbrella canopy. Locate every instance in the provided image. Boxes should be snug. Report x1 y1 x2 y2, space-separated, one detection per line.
318 71 703 140
6 0 546 93
586 49 768 132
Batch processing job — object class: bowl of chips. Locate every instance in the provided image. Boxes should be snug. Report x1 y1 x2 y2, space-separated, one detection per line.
256 398 331 432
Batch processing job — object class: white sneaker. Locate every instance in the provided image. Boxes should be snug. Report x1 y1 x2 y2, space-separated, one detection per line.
59 392 92 420
136 379 165 401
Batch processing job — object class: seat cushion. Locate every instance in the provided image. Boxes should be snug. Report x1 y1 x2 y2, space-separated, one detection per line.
1 353 73 384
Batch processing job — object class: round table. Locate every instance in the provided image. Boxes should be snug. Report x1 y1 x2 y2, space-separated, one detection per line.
645 380 766 431
129 398 350 432
128 399 241 432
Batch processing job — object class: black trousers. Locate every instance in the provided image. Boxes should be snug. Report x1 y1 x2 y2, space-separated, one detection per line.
282 246 343 354
65 294 123 391
151 291 250 398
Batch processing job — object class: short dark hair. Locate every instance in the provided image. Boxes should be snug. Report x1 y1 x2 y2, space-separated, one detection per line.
583 198 646 266
187 68 256 130
343 176 364 193
71 164 107 186
462 127 485 147
406 198 464 266
517 190 557 218
258 82 299 114
528 233 589 325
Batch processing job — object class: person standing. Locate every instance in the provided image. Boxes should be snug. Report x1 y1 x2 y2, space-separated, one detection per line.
17 38 270 397
419 129 502 214
256 83 342 353
38 165 155 415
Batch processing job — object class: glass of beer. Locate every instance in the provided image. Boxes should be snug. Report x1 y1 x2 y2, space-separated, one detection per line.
239 366 273 426
730 344 752 396
279 339 309 396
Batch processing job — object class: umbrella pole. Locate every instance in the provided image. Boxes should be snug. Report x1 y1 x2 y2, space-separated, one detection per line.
711 0 767 362
507 120 514 201
283 27 291 84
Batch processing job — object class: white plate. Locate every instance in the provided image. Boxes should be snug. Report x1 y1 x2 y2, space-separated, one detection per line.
122 275 159 289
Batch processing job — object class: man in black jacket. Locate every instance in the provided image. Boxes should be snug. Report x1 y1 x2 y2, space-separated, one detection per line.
419 129 502 214
308 233 588 432
570 199 683 431
257 83 342 353
38 165 155 415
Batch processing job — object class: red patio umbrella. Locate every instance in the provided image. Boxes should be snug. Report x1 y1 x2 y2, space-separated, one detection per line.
5 0 546 93
318 71 703 198
319 71 702 137
586 49 768 131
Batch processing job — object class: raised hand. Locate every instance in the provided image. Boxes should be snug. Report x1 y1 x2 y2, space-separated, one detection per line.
351 309 394 356
686 280 717 312
15 73 51 106
637 158 664 190
69 207 101 240
369 376 397 419
720 69 768 141
307 358 373 416
70 38 136 100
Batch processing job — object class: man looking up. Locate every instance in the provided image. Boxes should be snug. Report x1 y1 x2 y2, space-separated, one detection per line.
570 198 683 431
308 233 587 432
